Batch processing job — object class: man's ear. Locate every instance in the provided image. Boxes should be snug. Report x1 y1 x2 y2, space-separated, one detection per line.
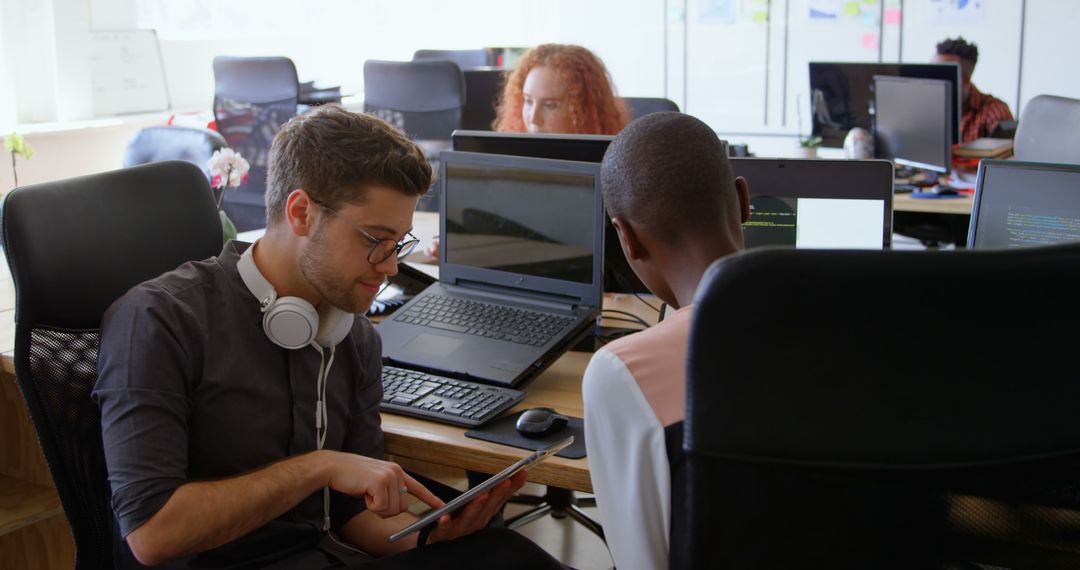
612 216 648 262
284 189 317 237
734 176 752 225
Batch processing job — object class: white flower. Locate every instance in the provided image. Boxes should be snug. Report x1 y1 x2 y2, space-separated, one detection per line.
207 147 251 190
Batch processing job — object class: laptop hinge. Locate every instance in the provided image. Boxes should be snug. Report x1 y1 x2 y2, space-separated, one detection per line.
444 280 582 311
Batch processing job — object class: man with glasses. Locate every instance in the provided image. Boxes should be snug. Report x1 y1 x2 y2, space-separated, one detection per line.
95 105 567 569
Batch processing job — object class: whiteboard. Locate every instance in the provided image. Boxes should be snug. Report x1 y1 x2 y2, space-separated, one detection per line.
90 29 171 116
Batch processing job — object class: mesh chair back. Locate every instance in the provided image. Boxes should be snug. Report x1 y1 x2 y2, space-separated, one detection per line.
674 245 1080 569
122 126 227 180
363 59 465 141
212 56 299 231
1014 94 1080 164
413 48 491 69
622 97 680 119
0 161 223 569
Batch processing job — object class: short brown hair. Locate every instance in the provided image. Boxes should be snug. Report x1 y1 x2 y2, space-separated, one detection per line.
601 112 736 241
265 105 431 223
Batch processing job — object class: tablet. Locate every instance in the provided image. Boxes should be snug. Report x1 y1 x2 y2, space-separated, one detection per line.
388 435 574 543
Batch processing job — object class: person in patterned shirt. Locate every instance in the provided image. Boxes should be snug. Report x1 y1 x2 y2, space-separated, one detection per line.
933 37 1014 142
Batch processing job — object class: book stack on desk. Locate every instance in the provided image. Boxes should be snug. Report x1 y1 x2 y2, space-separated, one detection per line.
954 138 1014 159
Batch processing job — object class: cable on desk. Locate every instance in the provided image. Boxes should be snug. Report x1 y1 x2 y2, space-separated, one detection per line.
634 294 660 313
601 309 651 329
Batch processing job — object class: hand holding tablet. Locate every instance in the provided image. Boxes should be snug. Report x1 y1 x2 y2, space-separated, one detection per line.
389 436 575 543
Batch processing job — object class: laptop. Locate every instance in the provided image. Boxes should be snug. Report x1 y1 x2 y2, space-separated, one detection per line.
377 151 604 387
967 160 1080 250
733 158 894 250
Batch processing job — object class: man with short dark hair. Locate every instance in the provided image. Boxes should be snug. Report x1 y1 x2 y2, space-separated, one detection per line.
582 112 750 570
934 36 1014 142
95 105 566 569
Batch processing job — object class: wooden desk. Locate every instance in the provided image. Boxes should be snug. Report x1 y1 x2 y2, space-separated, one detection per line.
381 292 659 494
893 193 974 215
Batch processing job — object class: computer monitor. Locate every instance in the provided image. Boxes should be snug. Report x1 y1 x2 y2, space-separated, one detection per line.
967 160 1080 249
450 130 650 293
733 158 894 250
810 62 961 147
452 130 613 162
873 76 953 174
461 69 506 131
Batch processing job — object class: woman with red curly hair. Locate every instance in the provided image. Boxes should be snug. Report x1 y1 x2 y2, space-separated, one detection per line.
494 44 630 135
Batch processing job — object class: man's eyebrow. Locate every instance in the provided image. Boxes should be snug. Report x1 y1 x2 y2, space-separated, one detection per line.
364 224 413 238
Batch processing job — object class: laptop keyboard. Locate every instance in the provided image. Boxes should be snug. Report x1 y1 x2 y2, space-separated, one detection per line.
380 366 526 427
393 294 576 347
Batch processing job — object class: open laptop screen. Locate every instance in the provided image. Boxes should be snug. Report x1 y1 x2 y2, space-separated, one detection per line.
439 152 603 305
733 158 893 250
968 160 1080 249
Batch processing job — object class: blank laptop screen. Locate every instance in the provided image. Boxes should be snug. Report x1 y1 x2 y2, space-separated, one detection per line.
443 158 599 285
968 161 1080 249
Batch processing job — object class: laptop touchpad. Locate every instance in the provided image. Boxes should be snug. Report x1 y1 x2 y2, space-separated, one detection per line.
405 333 463 357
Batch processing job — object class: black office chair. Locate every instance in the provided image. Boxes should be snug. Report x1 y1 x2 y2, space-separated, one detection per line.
212 56 299 231
622 97 680 120
364 59 465 211
413 48 491 69
0 161 223 569
1013 94 1080 164
672 245 1080 569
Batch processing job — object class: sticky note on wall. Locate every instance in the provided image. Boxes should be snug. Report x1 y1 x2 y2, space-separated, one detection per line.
884 7 901 25
844 2 860 15
862 32 879 51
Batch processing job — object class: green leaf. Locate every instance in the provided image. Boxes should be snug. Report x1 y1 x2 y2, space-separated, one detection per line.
3 132 34 160
219 210 238 245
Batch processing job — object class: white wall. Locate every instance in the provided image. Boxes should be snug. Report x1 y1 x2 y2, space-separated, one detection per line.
2 0 1078 191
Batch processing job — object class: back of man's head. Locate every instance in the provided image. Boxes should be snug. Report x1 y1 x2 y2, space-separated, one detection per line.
265 105 431 224
601 112 738 244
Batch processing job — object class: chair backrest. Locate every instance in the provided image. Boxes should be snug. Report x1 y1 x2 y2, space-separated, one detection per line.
0 161 223 569
674 245 1080 569
1013 94 1080 164
212 55 299 231
622 97 680 119
363 59 466 142
122 125 227 179
412 48 491 69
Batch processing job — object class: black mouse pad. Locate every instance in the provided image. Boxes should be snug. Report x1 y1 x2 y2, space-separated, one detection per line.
464 410 587 459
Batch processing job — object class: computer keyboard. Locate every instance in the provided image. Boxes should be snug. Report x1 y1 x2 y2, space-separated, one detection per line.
393 294 575 347
380 365 526 427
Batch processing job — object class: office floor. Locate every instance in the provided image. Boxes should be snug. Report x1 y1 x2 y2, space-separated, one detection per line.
505 483 613 570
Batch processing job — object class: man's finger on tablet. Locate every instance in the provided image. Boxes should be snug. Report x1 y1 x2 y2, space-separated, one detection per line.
404 472 444 509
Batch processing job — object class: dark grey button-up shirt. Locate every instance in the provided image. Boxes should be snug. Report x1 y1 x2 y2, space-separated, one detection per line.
94 241 383 567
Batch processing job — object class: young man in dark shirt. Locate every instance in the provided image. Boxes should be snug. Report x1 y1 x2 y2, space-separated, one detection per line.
934 36 1014 142
94 105 566 569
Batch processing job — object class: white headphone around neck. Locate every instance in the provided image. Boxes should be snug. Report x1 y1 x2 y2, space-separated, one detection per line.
237 243 353 350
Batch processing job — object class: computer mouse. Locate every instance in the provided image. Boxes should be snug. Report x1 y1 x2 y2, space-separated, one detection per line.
933 185 959 196
515 407 569 438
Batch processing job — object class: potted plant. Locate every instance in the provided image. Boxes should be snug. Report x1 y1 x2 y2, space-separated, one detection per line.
3 131 34 190
797 135 823 159
207 148 250 244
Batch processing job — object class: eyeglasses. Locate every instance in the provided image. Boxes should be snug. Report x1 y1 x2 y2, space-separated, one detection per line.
310 197 419 265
